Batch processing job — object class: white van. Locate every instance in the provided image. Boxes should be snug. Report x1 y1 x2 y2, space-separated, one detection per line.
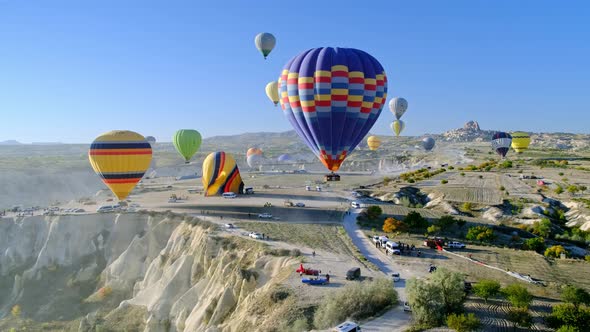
351 201 361 208
333 321 361 332
385 241 401 255
222 192 237 199
96 204 120 213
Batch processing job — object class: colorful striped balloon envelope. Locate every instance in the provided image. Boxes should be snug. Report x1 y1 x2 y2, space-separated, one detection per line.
88 130 152 200
278 47 387 172
202 151 244 196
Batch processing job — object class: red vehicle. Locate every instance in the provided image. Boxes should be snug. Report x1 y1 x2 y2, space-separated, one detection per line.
296 263 319 276
423 238 444 250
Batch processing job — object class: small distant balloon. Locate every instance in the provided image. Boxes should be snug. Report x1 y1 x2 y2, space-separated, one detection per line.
391 120 405 136
88 130 152 201
173 129 202 163
511 132 531 153
265 81 279 106
389 97 408 120
277 154 292 163
254 32 276 59
491 132 512 158
144 136 156 144
367 136 381 151
247 154 263 168
422 137 435 151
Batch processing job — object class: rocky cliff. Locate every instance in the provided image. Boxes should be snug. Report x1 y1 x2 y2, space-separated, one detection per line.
0 212 299 332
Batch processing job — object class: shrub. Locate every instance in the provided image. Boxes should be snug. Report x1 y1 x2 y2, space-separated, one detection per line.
568 185 580 195
472 279 501 303
407 268 466 327
427 225 441 235
366 205 383 220
555 186 564 194
313 278 398 328
460 172 465 176
530 218 552 238
545 245 568 258
506 308 533 329
559 172 565 176
441 179 448 184
561 286 590 307
503 284 533 309
478 175 483 179
405 211 428 230
383 217 407 233
586 255 590 262
11 305 21 318
98 286 113 300
466 226 495 243
446 313 481 332
456 219 466 228
522 237 546 253
546 303 590 331
435 215 456 228
499 186 505 191
290 249 302 257
462 202 473 212
407 178 416 183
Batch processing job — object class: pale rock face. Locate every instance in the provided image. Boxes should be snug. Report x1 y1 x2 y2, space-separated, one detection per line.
0 212 296 331
463 120 481 131
483 207 504 222
565 201 590 231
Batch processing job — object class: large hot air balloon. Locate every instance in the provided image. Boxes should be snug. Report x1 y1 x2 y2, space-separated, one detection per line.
391 120 405 136
202 152 244 196
265 81 279 106
367 136 381 151
278 47 387 173
173 129 202 163
254 33 276 59
422 137 435 151
277 154 292 163
389 97 408 120
89 130 152 200
511 132 531 153
491 132 512 158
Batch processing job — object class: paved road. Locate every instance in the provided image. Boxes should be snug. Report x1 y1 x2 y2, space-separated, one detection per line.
342 208 421 331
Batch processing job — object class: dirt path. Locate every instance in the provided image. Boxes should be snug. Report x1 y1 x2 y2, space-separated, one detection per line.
342 208 431 331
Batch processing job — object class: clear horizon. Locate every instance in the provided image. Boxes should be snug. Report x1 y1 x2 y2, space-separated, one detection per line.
2 0 589 143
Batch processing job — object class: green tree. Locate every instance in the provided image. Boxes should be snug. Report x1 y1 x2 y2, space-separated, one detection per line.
466 226 495 243
456 219 467 228
546 303 590 331
545 245 568 258
555 186 564 195
430 268 466 315
436 215 456 228
407 277 444 327
473 279 501 303
530 218 551 238
441 179 449 184
562 286 590 308
507 308 533 330
503 284 533 309
427 225 441 235
446 313 481 332
522 237 546 253
366 205 383 220
556 326 580 332
567 185 580 195
404 211 428 229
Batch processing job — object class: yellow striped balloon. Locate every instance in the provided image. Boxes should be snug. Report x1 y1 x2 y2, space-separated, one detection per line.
202 151 244 196
391 120 405 136
511 132 531 153
367 136 381 151
88 130 152 200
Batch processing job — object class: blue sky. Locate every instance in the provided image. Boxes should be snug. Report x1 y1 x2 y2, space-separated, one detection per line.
1 0 588 143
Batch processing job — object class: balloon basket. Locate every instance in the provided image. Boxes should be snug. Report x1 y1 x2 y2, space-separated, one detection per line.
324 173 341 182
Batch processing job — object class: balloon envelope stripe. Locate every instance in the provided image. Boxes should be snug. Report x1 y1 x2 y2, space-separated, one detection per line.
100 172 146 179
90 142 151 149
89 149 152 155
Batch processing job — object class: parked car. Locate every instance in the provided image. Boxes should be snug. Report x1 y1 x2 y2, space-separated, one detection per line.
392 273 400 282
305 185 312 191
258 213 273 219
224 223 235 229
332 321 362 332
96 205 120 213
448 241 466 249
316 186 322 192
346 267 361 280
295 202 305 207
249 232 263 239
385 241 401 255
351 201 361 208
244 187 254 194
403 302 412 312
222 192 237 199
